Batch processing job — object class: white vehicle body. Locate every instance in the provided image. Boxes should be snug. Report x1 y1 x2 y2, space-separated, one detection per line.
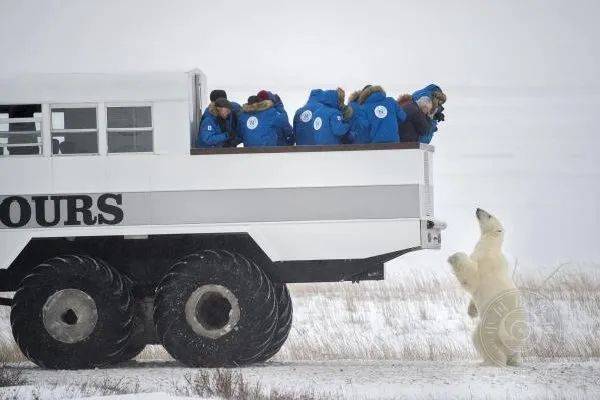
0 70 443 283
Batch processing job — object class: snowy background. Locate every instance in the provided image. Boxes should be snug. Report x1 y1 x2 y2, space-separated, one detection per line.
2 0 600 398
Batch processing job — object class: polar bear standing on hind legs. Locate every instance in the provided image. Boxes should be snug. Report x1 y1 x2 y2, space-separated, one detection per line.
448 208 526 367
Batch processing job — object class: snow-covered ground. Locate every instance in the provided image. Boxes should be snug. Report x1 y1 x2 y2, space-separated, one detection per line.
2 359 600 400
2 262 600 399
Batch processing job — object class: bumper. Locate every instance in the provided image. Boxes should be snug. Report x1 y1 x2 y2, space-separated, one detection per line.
420 219 446 250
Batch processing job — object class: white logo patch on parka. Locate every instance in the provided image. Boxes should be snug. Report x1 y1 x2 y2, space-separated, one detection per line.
374 105 388 119
300 110 312 123
247 116 259 130
313 117 323 131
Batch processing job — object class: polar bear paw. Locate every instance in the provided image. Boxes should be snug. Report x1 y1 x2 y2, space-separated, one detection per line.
448 252 470 272
448 252 477 291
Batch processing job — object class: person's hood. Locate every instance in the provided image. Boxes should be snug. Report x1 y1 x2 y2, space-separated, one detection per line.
359 85 386 104
242 99 274 113
348 90 362 104
412 84 442 101
307 89 323 104
317 88 345 109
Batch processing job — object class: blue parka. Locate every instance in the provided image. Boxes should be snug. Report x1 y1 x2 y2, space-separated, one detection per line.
293 89 323 145
310 89 352 145
260 91 295 145
238 100 293 147
197 102 241 147
358 86 407 143
347 90 370 144
412 84 443 144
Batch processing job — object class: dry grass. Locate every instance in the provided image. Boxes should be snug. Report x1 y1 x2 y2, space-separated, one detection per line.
174 369 334 400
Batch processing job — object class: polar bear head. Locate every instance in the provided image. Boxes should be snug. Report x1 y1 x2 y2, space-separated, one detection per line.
476 208 504 237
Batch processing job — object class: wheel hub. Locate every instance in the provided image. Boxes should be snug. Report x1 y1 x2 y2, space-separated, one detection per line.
42 289 98 344
185 284 240 339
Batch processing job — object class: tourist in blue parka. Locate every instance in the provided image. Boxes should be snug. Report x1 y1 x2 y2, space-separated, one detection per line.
197 98 239 148
238 97 293 147
346 88 370 144
293 89 323 145
257 90 294 145
309 88 354 145
197 90 242 147
358 85 407 143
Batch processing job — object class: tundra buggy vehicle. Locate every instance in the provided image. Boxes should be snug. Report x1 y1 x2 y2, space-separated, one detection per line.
0 70 445 369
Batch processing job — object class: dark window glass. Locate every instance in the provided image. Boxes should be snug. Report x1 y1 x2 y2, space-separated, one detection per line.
52 132 99 155
107 107 152 128
108 131 152 153
107 106 153 153
51 108 97 130
50 107 98 155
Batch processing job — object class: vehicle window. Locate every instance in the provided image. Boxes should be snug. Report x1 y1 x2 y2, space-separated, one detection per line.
0 104 42 156
107 106 153 153
51 107 98 155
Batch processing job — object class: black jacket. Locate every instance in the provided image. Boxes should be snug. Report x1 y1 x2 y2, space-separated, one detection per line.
398 102 431 143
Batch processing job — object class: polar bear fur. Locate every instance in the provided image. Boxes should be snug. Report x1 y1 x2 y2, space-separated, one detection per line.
448 208 526 367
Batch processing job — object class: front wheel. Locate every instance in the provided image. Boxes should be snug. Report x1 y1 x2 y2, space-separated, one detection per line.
10 255 134 369
154 250 277 367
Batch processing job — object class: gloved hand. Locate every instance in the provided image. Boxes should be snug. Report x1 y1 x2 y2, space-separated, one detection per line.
433 105 445 122
342 105 354 121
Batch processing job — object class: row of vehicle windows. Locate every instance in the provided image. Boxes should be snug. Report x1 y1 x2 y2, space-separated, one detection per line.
0 104 153 156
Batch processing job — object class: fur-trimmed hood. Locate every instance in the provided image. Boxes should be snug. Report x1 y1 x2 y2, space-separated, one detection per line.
397 94 413 107
348 90 362 104
207 102 219 116
336 88 345 109
358 85 386 104
242 99 274 113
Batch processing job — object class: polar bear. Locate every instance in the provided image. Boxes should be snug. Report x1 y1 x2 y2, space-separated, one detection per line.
448 208 526 367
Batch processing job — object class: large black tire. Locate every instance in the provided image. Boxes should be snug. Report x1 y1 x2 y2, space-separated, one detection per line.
111 296 146 364
154 250 277 367
10 255 134 369
255 284 293 362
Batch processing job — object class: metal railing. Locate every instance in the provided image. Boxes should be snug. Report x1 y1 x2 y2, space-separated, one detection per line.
0 116 43 156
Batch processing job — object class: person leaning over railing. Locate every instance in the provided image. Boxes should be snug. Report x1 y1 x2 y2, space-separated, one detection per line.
293 89 323 146
237 92 293 147
410 84 447 144
197 90 242 148
356 85 407 144
310 88 354 145
256 90 295 146
397 94 434 143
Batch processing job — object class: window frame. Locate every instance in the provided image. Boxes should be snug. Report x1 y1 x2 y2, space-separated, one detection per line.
0 105 44 158
49 103 100 157
105 102 155 155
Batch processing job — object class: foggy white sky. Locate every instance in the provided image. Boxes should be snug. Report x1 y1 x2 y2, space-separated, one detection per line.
1 0 599 89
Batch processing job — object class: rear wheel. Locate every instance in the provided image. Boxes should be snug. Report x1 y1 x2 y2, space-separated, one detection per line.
10 255 134 369
255 283 293 362
154 250 277 367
